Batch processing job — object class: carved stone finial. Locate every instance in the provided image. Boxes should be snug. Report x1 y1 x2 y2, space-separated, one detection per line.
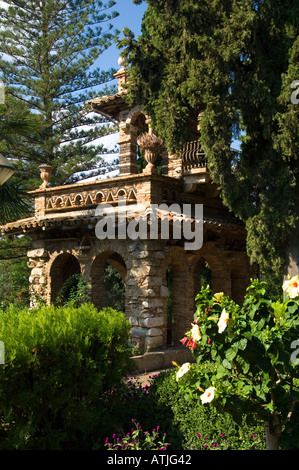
39 164 54 189
114 56 128 93
118 56 127 69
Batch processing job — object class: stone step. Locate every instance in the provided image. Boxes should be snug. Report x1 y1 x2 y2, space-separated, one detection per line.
131 345 193 374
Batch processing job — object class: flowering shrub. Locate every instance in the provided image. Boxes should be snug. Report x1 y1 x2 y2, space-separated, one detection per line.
175 276 299 450
93 419 169 450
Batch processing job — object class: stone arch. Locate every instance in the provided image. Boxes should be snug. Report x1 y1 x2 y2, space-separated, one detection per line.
117 188 127 200
55 196 63 208
192 247 232 298
74 194 83 206
95 191 105 204
90 250 127 312
49 252 81 304
118 106 150 175
193 257 212 303
124 105 148 128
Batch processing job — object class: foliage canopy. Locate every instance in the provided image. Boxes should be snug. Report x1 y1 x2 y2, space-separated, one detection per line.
0 0 120 187
119 0 299 291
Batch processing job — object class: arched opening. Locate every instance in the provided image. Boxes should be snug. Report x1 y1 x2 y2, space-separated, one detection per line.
90 251 126 313
50 253 81 304
103 262 125 312
133 113 149 174
194 258 212 306
133 113 164 175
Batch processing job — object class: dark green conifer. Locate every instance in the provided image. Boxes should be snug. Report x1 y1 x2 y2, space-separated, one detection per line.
119 0 299 292
0 0 120 187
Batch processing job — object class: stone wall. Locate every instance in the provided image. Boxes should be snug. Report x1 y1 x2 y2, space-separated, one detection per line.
26 220 253 354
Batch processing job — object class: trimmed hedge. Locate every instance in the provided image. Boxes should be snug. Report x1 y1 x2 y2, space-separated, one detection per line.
0 303 133 450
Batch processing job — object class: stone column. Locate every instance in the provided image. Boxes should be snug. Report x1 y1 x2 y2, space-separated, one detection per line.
76 250 93 302
118 122 138 175
27 248 50 307
125 240 168 353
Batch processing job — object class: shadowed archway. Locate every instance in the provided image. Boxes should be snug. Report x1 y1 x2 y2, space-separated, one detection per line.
90 251 127 312
49 253 81 304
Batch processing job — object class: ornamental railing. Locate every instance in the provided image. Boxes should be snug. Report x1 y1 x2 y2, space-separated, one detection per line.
181 141 241 171
181 141 207 171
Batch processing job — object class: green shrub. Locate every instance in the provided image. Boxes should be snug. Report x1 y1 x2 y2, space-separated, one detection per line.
92 369 265 450
56 273 89 307
146 370 266 450
0 303 133 450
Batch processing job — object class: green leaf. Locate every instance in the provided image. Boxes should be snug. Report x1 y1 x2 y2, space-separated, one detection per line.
222 359 232 370
271 301 287 319
236 338 248 351
225 347 237 361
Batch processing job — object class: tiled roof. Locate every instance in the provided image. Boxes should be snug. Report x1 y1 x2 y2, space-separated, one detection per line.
1 209 244 236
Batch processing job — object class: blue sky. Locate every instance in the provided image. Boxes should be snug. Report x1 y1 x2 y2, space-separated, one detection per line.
100 0 147 71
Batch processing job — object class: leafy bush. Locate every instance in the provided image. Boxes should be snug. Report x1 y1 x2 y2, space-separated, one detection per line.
0 303 133 450
56 272 89 307
176 277 299 450
146 370 266 450
92 369 265 450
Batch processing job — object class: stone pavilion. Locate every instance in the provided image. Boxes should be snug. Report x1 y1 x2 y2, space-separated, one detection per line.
1 59 257 356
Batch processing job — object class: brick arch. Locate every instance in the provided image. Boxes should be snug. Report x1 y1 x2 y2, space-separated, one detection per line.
90 250 127 311
193 257 212 307
124 105 148 128
191 247 232 298
49 252 81 304
118 107 150 176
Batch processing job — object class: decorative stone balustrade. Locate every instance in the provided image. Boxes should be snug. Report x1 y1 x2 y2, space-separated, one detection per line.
27 172 184 220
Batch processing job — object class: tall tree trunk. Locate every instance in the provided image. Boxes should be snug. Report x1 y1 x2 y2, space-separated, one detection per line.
264 418 281 450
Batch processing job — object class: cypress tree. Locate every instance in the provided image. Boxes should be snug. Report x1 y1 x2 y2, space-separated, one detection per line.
0 0 120 187
119 0 299 294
